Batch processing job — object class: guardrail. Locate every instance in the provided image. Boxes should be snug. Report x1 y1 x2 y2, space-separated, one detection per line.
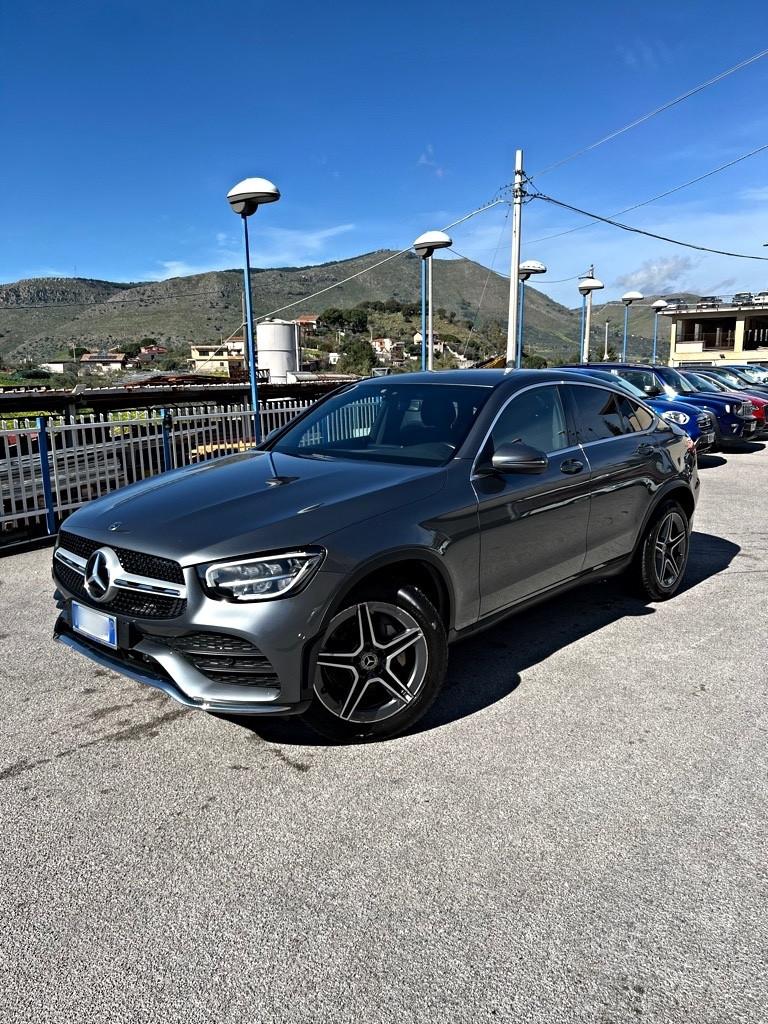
0 399 312 545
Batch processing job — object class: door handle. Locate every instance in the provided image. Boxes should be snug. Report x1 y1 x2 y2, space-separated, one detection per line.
559 458 584 475
635 442 656 456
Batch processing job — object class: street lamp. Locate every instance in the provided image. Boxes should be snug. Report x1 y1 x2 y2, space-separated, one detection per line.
516 260 547 368
578 276 604 362
227 176 281 441
621 291 644 361
651 298 668 363
413 230 452 370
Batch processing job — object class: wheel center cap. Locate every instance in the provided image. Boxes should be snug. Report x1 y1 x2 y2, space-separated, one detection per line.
360 651 378 672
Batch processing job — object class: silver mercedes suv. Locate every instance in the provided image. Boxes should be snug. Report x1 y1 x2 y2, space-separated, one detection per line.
53 370 699 741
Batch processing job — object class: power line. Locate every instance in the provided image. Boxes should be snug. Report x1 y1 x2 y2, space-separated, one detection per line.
527 142 768 245
530 191 768 261
528 46 768 179
253 198 508 322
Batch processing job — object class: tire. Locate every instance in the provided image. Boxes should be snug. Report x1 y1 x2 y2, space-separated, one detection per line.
632 499 690 601
303 584 447 742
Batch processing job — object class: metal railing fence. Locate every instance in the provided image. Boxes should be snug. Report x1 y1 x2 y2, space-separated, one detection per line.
0 399 313 542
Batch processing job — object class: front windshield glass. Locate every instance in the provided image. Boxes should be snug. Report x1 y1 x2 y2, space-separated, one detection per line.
654 366 696 394
685 373 722 393
714 370 747 389
271 380 493 466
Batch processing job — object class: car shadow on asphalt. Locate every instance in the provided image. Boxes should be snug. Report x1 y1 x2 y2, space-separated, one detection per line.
228 530 740 747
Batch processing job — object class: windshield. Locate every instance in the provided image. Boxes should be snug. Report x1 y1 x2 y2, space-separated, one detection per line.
271 380 493 466
576 370 647 399
712 370 748 389
654 366 697 395
738 367 767 383
684 372 723 393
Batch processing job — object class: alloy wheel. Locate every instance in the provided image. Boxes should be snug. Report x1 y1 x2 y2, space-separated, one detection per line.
314 602 429 724
654 511 688 589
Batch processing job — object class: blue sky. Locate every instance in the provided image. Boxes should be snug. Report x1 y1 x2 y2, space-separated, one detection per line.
4 0 768 307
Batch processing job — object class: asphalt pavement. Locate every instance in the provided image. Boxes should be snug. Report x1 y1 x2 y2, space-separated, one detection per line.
1 445 766 1023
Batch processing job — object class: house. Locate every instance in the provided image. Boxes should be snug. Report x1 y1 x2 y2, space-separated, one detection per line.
294 314 319 335
136 345 168 364
40 360 76 374
664 295 768 368
79 352 127 375
189 343 246 378
372 337 405 362
412 331 444 354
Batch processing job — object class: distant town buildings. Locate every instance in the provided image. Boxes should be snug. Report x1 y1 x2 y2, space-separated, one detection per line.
372 337 404 363
665 294 768 367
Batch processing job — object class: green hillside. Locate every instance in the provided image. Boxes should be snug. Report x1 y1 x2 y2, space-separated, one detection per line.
0 252 677 367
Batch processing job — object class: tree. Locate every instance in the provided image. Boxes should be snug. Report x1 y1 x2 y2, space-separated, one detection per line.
522 353 548 369
337 338 376 376
319 307 346 331
344 308 369 334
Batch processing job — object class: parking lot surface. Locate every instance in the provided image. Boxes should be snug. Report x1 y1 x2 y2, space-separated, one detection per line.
1 446 767 1024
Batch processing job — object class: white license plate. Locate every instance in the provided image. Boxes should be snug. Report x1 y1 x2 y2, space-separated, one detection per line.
72 601 118 649
704 432 715 443
745 421 756 433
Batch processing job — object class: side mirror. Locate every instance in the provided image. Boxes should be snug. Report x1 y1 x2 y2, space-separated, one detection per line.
644 384 663 397
491 441 549 474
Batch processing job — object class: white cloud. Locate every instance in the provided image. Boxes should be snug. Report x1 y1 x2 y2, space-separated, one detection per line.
615 256 694 293
146 223 357 280
417 144 446 179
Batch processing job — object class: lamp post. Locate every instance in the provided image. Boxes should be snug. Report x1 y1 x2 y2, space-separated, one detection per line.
578 275 604 362
651 298 668 363
227 176 280 441
603 320 611 360
413 230 452 370
516 260 547 368
621 291 644 361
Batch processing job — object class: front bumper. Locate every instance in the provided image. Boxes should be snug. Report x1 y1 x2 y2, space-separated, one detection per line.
53 566 345 715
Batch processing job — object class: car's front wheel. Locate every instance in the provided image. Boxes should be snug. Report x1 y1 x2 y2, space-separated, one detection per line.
633 499 691 601
304 585 447 742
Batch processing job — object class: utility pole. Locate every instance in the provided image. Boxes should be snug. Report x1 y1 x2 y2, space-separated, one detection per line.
505 149 524 366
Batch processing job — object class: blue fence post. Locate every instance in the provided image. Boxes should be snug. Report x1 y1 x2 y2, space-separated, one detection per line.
36 416 57 535
160 409 173 472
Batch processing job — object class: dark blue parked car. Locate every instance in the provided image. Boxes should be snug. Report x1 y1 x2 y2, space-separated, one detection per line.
585 364 757 447
562 367 716 452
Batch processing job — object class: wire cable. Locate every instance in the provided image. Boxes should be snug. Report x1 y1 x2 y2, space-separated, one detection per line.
530 191 768 261
527 46 768 180
527 142 768 245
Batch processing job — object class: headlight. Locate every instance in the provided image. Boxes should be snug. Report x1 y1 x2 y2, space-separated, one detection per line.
200 549 325 601
661 410 690 426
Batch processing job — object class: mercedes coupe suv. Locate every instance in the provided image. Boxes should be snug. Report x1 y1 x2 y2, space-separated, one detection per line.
53 370 699 741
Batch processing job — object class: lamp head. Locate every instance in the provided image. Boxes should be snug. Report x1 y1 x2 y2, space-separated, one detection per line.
578 277 605 296
227 177 281 216
651 299 668 311
621 290 644 305
413 230 453 259
519 259 547 281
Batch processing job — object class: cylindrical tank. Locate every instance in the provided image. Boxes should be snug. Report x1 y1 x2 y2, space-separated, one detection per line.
256 319 300 383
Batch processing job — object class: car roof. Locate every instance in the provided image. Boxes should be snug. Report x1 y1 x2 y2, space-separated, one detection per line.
354 368 628 391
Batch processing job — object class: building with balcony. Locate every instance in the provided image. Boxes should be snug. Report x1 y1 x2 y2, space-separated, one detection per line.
664 296 768 368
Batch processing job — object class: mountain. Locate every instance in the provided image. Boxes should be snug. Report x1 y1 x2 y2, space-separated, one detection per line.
0 252 672 365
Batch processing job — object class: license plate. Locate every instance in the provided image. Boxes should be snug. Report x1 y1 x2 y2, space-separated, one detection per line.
704 432 715 443
745 421 756 433
71 601 118 649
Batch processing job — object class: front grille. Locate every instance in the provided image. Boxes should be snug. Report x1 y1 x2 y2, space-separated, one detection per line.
164 632 279 687
55 532 186 620
58 531 184 584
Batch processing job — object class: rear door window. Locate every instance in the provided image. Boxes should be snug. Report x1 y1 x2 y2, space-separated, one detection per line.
567 385 627 443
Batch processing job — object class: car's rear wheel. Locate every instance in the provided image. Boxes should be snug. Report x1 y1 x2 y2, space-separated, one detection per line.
633 499 690 601
304 585 447 742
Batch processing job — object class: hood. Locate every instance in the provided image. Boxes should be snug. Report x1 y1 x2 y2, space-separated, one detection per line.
63 450 445 566
647 398 702 418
